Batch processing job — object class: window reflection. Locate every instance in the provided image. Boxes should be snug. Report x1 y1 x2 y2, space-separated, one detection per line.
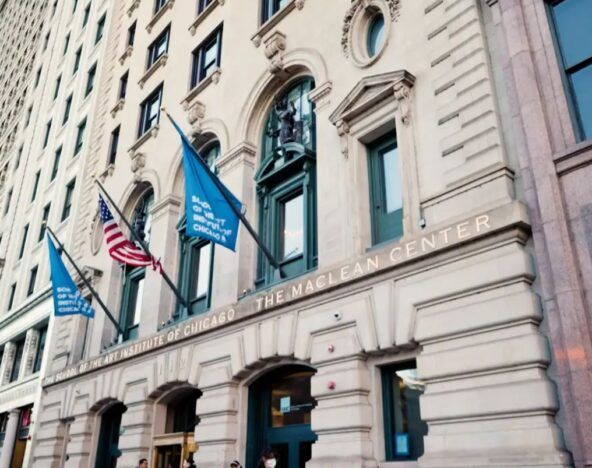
281 193 304 260
270 370 316 427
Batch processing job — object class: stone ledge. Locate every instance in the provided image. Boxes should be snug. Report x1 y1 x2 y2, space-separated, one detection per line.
127 0 140 17
138 54 168 89
189 0 224 36
180 68 221 108
146 0 175 33
119 44 133 65
110 97 125 117
251 0 304 47
554 138 592 176
129 124 159 154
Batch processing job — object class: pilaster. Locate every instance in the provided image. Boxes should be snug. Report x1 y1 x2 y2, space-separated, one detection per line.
0 410 20 468
19 328 40 379
0 342 16 386
63 414 94 468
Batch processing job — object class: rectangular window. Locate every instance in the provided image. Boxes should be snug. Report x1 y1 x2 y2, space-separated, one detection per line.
95 13 106 43
154 0 168 13
4 188 12 215
61 179 75 221
147 26 170 68
178 239 214 317
198 0 213 13
43 120 52 149
138 84 163 137
261 0 289 23
63 94 73 124
18 224 29 259
63 33 70 55
191 25 222 88
119 71 128 99
7 283 17 311
54 74 62 99
39 203 51 241
550 0 592 140
43 32 50 50
85 63 97 96
368 135 403 245
82 3 91 26
51 147 62 181
280 193 304 261
74 118 86 155
25 106 32 127
10 340 25 382
121 268 145 341
381 362 427 461
33 327 48 373
72 0 78 13
52 0 57 16
108 126 120 165
31 170 41 202
35 68 42 88
27 266 38 296
15 146 23 171
127 21 136 46
73 46 82 73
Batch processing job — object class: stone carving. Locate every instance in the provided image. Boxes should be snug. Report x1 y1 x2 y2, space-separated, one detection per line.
185 100 205 138
335 120 350 158
130 152 146 183
21 329 40 378
264 31 287 75
394 82 412 126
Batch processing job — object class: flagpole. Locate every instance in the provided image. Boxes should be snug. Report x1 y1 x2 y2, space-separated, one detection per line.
163 111 286 279
45 225 125 336
94 179 189 310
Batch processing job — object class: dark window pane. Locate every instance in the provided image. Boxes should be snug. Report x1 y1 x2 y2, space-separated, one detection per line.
571 64 592 140
367 13 385 57
553 0 592 69
269 369 315 427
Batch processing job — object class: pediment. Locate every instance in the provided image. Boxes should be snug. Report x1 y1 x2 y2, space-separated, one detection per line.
329 70 415 126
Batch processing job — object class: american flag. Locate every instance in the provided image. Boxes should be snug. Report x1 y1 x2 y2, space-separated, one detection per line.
99 195 162 271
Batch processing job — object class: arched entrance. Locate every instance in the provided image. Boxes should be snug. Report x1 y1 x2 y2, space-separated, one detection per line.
94 402 127 468
246 365 317 468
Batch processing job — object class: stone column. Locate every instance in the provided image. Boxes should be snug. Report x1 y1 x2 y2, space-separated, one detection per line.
0 342 16 386
141 194 182 335
117 401 153 468
309 356 376 468
63 414 94 468
19 328 40 379
0 409 20 468
194 382 239 465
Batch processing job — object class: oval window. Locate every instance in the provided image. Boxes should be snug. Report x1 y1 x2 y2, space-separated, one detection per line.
367 13 386 57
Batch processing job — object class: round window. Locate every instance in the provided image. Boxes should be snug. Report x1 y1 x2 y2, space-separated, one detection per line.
367 13 386 57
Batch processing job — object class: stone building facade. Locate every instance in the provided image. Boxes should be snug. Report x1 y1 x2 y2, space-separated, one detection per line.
0 0 112 466
18 0 590 467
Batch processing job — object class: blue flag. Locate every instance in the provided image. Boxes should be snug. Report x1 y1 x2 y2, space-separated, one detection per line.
170 117 242 251
47 235 95 318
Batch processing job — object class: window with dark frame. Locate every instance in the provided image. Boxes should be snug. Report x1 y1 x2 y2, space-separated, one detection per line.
7 283 17 310
25 106 32 127
74 119 86 155
15 146 23 171
39 203 51 241
549 0 592 140
73 46 82 73
51 147 62 181
190 25 222 89
197 0 214 13
95 13 105 43
18 224 29 259
31 171 41 202
54 74 62 100
34 67 42 88
85 63 97 96
61 179 76 221
108 126 120 165
4 188 12 215
63 94 73 124
9 339 25 382
43 120 52 149
119 71 129 99
82 3 91 26
127 21 136 46
33 327 48 373
381 362 427 461
27 266 38 296
63 33 70 54
147 26 170 69
154 0 168 14
43 32 50 50
138 84 163 137
261 0 289 24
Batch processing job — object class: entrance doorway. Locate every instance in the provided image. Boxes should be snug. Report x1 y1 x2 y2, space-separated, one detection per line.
10 406 31 468
94 402 127 468
247 365 317 468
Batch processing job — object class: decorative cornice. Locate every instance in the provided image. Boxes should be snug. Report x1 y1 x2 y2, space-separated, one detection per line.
180 68 221 110
110 98 125 118
127 0 140 17
189 0 225 36
129 125 160 154
146 0 175 33
308 80 333 112
119 45 133 65
263 31 287 74
251 0 305 47
138 54 168 89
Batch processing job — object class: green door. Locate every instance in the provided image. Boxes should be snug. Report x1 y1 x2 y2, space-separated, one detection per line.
368 136 403 245
247 366 317 468
94 403 126 468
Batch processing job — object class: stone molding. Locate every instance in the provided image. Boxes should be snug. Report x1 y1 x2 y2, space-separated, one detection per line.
216 141 257 175
20 328 40 379
110 97 125 117
127 0 140 17
251 0 305 47
138 54 168 89
182 99 206 139
308 80 333 112
188 0 225 36
263 31 286 75
118 44 133 65
146 0 175 33
0 342 16 386
180 68 221 111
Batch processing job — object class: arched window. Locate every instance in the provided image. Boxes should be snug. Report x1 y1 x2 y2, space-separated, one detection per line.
95 403 127 468
120 189 154 341
175 141 218 321
255 78 317 286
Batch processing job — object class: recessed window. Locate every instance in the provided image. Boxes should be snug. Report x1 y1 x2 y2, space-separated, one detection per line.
108 126 120 165
10 339 25 382
154 0 168 13
63 33 70 55
95 13 106 43
73 46 82 74
261 0 290 24
51 147 62 181
43 120 52 149
197 0 213 13
25 106 32 127
367 135 403 245
15 146 23 171
27 266 38 296
18 224 29 259
4 188 12 215
381 362 427 461
43 32 50 50
72 0 78 14
82 3 91 26
63 94 73 124
85 63 97 96
33 327 48 373
61 178 76 221
31 170 41 202
367 13 385 57
74 118 86 155
147 26 170 68
34 67 42 88
550 0 592 140
54 74 62 100
138 84 163 137
39 203 51 241
191 25 222 88
119 71 129 99
127 21 137 46
7 283 17 311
